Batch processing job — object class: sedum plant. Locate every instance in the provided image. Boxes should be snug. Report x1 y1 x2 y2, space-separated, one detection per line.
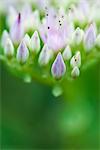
0 0 100 97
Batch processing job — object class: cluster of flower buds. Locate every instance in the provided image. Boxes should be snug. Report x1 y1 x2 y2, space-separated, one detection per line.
67 0 100 26
0 0 100 86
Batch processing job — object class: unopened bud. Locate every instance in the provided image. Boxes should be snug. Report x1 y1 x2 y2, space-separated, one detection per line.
38 44 53 66
51 52 66 79
62 45 72 60
72 27 84 45
16 40 29 63
4 38 14 57
10 13 24 44
96 34 100 48
23 34 30 48
70 51 81 68
71 66 80 78
1 30 10 47
30 31 40 53
84 24 96 52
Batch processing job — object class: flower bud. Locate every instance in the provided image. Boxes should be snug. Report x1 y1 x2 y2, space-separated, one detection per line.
23 34 30 48
62 45 72 60
51 52 66 79
30 31 40 53
72 27 84 45
10 13 24 44
70 51 81 68
71 66 80 78
84 24 96 52
4 38 14 57
16 40 29 63
96 34 100 48
38 44 53 66
1 30 10 47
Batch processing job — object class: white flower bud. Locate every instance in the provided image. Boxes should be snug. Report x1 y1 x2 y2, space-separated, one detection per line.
96 34 100 48
16 41 29 63
62 45 72 60
4 38 14 57
1 30 10 47
72 27 84 45
23 34 30 48
10 13 24 44
70 51 81 68
51 52 66 79
30 31 40 53
71 66 80 78
38 44 53 66
84 24 96 52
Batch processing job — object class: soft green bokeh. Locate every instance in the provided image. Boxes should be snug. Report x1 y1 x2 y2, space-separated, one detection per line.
0 1 100 149
0 60 100 149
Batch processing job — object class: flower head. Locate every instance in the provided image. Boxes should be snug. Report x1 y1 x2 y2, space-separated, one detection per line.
0 1 100 88
40 8 74 52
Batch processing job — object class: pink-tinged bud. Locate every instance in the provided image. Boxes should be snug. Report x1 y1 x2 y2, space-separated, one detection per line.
71 66 80 78
51 52 66 79
4 38 14 57
16 40 29 63
10 13 24 44
84 24 96 52
70 51 81 68
30 31 40 53
1 30 10 47
62 45 72 60
38 44 53 66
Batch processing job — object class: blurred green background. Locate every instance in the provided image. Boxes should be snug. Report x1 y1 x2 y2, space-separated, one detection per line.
0 0 100 149
0 60 100 149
